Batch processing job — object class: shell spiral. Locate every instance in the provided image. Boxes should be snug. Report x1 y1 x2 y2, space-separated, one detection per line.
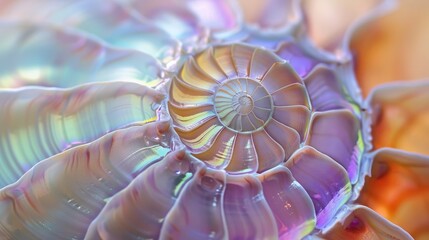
3 0 422 239
169 44 311 173
167 43 364 235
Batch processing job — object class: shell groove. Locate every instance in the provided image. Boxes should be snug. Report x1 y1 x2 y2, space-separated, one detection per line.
169 44 313 174
0 0 424 239
167 43 363 234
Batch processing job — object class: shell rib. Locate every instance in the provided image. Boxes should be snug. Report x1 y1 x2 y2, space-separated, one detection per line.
367 81 429 155
0 0 413 239
169 44 314 174
319 205 413 240
356 148 429 239
0 122 171 239
0 82 164 188
0 23 163 89
0 0 180 63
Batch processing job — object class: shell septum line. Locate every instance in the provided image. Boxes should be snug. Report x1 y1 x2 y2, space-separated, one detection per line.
0 2 421 240
168 43 313 174
214 77 274 134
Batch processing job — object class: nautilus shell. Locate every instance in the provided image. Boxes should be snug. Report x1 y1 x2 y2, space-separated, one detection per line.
0 0 428 239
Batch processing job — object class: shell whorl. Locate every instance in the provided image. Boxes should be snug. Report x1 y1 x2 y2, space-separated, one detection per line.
169 44 311 174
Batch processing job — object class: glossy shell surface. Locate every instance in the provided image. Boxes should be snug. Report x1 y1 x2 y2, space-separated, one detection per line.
0 0 428 240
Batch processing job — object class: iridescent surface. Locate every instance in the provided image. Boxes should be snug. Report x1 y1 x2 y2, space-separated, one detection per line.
0 0 427 239
169 44 328 176
0 0 181 63
0 24 164 89
0 122 171 239
0 82 163 188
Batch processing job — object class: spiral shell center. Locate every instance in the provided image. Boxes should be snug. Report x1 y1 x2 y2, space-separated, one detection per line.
214 78 273 133
169 43 312 174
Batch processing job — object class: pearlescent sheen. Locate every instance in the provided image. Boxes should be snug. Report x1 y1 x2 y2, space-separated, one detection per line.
0 0 423 239
0 82 163 188
0 122 171 239
0 23 164 89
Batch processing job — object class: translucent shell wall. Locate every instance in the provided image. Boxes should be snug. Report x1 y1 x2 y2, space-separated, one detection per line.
169 44 312 173
0 0 427 239
168 43 364 231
